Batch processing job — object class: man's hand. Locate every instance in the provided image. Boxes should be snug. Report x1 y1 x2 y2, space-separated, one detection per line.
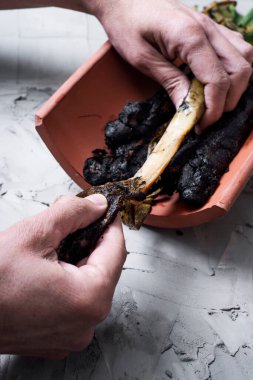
87 0 253 132
0 194 126 359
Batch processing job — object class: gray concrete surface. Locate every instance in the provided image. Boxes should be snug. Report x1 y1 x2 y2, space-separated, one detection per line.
0 1 253 379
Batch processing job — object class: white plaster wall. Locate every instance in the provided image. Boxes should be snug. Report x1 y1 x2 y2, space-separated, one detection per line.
0 0 251 84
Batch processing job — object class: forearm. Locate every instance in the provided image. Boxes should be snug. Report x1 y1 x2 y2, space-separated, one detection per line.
0 0 112 15
0 0 76 10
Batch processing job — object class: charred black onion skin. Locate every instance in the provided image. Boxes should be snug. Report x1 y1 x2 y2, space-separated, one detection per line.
83 88 174 186
165 80 253 206
83 142 149 186
57 181 145 265
57 79 204 264
84 81 253 207
57 193 121 265
105 88 174 149
59 90 174 264
58 81 253 264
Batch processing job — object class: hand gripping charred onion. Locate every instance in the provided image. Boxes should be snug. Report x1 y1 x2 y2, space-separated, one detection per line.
57 79 204 264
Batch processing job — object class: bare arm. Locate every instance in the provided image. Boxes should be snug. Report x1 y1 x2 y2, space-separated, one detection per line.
0 0 100 12
0 0 82 11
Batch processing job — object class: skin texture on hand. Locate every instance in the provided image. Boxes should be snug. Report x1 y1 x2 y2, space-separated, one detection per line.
89 0 253 132
0 194 126 359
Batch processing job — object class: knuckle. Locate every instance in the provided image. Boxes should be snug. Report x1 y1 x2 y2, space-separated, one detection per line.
94 269 111 293
213 72 230 92
199 14 215 32
238 61 252 78
68 289 87 317
243 45 253 62
196 12 208 23
54 194 76 206
17 217 47 248
70 272 112 323
71 332 94 351
73 296 111 324
92 299 112 323
183 23 203 49
85 330 95 346
160 75 182 93
66 195 85 210
55 194 91 219
180 32 206 60
56 195 88 214
184 21 202 37
88 277 112 322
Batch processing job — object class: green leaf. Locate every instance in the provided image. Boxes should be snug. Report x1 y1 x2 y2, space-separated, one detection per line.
244 29 253 45
241 9 253 27
230 6 244 26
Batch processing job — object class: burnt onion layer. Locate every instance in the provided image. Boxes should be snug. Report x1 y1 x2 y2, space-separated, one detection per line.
58 80 205 264
84 81 253 208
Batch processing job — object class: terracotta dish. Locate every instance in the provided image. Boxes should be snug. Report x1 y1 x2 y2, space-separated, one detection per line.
36 42 253 228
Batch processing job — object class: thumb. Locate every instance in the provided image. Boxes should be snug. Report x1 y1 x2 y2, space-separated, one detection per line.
32 194 108 248
81 216 126 289
135 43 190 109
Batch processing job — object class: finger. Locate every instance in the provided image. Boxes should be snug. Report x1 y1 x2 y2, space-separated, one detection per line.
130 40 190 108
142 25 228 129
186 6 253 64
31 194 108 248
182 29 230 128
195 14 252 113
177 6 231 128
71 329 94 352
216 23 253 63
81 216 126 288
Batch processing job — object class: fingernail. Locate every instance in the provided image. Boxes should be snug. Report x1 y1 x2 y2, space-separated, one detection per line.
85 194 108 207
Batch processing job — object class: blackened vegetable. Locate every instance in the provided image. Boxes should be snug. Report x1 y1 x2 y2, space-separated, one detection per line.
176 81 253 206
84 80 253 210
58 80 204 264
83 88 174 186
57 181 145 264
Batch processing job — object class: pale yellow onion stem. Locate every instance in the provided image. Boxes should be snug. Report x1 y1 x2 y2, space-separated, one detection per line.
132 78 204 193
